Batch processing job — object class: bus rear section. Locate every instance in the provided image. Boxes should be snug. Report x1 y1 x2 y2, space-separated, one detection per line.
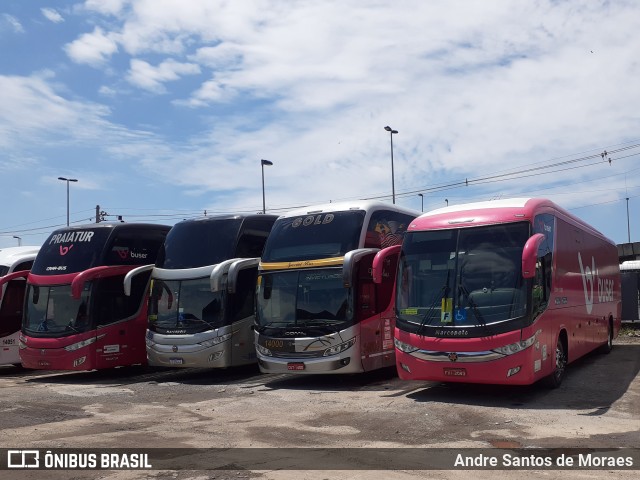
19 223 169 371
137 215 277 368
394 198 620 387
254 201 419 374
0 247 40 366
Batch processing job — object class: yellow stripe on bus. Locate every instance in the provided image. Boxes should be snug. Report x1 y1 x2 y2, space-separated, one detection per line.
259 257 345 270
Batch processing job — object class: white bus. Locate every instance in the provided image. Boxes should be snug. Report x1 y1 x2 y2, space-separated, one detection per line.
253 201 420 374
0 246 40 366
125 214 277 368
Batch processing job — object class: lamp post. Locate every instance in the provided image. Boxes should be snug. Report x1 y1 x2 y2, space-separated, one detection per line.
260 160 273 214
626 197 631 243
445 199 449 206
58 177 78 226
384 126 398 204
13 236 21 246
418 193 424 212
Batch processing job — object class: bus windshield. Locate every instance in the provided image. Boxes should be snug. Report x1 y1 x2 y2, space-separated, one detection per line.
157 219 243 269
261 211 365 262
255 268 353 335
397 222 530 332
148 278 225 334
23 284 92 337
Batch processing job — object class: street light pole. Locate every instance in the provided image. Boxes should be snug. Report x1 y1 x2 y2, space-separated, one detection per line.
260 160 273 214
418 193 423 212
445 199 449 206
13 236 21 246
58 177 78 226
384 126 398 204
626 197 631 243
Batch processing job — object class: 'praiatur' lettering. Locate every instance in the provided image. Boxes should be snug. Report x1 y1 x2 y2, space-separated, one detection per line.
49 231 95 245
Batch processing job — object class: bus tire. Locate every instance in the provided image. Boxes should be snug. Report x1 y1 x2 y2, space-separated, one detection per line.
598 320 613 354
544 336 567 389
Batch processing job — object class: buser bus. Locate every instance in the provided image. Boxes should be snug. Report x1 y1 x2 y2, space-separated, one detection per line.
0 246 40 366
125 214 277 368
19 223 170 371
253 201 420 374
379 198 621 387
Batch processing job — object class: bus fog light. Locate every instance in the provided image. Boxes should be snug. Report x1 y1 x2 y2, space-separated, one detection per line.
401 363 411 373
340 357 351 366
507 366 521 377
208 351 223 362
73 356 86 367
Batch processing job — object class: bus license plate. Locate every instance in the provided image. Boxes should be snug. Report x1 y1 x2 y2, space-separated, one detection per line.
443 367 466 377
287 362 305 371
169 358 184 365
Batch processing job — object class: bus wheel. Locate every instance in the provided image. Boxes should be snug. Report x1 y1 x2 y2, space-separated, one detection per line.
544 337 566 389
598 321 613 354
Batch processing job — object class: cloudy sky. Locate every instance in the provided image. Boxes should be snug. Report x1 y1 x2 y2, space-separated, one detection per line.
1 0 639 248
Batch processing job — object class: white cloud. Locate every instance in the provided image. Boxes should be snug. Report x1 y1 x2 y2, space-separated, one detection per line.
64 27 119 67
0 73 148 151
83 0 130 16
4 1 640 245
126 58 201 93
41 8 64 23
2 14 24 33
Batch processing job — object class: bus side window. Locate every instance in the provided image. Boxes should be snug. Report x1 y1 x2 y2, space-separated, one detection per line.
0 280 26 337
532 245 552 318
236 233 268 258
532 214 554 319
230 268 258 322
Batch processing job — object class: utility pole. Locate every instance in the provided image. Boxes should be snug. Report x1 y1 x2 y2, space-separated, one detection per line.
96 205 101 223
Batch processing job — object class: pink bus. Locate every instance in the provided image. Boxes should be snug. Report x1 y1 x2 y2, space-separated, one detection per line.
18 223 169 371
374 198 621 387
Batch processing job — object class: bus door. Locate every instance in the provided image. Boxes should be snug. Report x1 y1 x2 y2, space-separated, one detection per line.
357 253 392 372
93 275 148 369
0 276 28 364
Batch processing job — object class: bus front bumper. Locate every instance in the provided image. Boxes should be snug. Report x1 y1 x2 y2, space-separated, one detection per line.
395 348 539 385
19 346 95 371
257 352 363 374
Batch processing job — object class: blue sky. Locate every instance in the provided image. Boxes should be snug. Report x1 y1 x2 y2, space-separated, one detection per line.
1 0 639 248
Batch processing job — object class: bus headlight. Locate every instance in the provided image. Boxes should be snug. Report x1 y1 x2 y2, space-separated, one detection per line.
200 333 232 348
322 337 356 357
18 336 27 350
492 331 539 356
256 343 272 356
64 337 97 352
394 338 418 353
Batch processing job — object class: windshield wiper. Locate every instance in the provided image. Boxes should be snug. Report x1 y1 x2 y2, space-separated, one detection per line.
457 284 490 335
302 321 342 335
254 322 288 334
66 322 81 333
417 271 451 336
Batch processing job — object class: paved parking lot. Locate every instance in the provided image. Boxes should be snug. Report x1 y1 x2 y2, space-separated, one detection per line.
1 333 639 479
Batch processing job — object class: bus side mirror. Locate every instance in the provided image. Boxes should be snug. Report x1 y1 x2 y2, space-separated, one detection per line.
0 270 29 300
522 233 545 279
372 245 401 284
342 248 379 287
